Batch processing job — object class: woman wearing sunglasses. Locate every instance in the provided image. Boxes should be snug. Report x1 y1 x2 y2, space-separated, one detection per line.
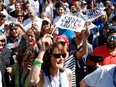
40 18 52 37
30 34 72 87
55 34 69 59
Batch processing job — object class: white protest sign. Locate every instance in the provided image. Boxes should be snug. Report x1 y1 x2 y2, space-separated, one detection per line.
96 2 105 11
1 9 16 22
84 9 105 22
56 15 85 32
7 15 16 21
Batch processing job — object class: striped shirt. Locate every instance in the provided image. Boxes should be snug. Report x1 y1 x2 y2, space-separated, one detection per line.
65 38 93 87
65 54 76 87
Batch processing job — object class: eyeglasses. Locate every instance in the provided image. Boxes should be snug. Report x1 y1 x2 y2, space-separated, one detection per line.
0 39 5 42
58 41 66 46
52 53 66 59
17 15 23 17
108 36 116 41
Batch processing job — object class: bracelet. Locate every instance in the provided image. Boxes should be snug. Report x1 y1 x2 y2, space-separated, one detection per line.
83 40 87 43
33 60 42 67
83 39 87 42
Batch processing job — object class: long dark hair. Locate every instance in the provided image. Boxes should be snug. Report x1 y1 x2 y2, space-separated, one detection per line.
42 43 65 76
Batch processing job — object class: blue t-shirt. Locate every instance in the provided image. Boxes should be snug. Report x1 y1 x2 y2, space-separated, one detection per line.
84 65 116 87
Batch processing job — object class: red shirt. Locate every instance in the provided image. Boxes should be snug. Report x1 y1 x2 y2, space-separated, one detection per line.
92 45 116 65
62 0 75 6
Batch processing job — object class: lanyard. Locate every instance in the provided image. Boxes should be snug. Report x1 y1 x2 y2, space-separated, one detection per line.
59 73 62 87
14 40 18 48
19 66 29 87
48 72 62 87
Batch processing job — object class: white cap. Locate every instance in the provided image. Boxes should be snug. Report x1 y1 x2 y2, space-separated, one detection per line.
64 2 69 7
0 11 6 17
82 1 87 4
4 21 12 25
43 18 51 24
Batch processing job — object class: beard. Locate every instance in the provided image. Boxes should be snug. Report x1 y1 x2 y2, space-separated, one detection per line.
107 41 116 49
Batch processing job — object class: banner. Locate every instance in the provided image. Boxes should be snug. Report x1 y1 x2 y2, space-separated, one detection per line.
84 9 105 22
96 2 105 11
56 15 85 32
0 10 16 22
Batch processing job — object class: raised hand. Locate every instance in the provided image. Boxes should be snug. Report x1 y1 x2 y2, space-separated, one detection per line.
82 28 90 41
40 34 53 51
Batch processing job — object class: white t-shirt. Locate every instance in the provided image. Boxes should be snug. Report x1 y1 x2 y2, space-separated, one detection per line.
45 3 53 21
84 64 116 87
23 16 42 31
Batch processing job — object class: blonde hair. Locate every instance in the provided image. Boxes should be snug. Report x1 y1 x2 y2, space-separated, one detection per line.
40 12 48 19
0 33 7 44
26 28 40 40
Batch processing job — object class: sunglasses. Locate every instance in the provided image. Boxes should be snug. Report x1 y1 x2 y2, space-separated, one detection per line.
83 3 87 5
0 39 5 42
17 15 23 17
0 15 6 18
10 28 17 31
108 36 116 41
58 41 66 46
52 53 66 59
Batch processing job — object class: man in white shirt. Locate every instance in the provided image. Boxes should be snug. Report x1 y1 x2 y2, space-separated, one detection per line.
23 7 42 31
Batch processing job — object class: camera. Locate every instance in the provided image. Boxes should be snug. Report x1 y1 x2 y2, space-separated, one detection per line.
86 55 103 74
9 23 17 29
9 23 15 29
89 55 103 63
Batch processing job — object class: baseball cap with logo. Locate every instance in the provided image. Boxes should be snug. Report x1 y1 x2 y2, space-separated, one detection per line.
9 23 18 30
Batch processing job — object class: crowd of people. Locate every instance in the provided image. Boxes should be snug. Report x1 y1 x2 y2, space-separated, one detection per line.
0 0 115 87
